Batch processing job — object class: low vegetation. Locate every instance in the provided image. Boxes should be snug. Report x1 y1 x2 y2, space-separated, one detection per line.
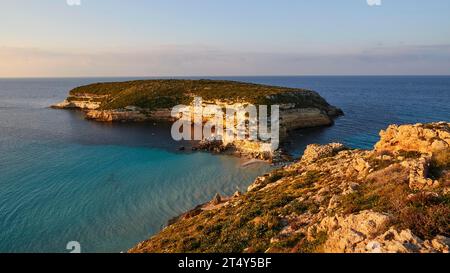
340 163 450 240
68 79 333 110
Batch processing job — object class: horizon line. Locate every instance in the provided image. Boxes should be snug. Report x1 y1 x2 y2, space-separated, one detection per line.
1 74 450 79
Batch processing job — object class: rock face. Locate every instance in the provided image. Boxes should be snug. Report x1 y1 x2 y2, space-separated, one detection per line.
129 122 449 254
85 109 149 122
51 98 102 110
301 143 347 164
375 122 450 190
52 94 174 122
51 94 108 110
278 107 338 137
375 122 450 155
318 211 449 253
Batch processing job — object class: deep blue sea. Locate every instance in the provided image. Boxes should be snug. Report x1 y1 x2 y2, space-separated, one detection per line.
0 76 449 253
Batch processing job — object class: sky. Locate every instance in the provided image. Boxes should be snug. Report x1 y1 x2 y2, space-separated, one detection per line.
1 0 450 77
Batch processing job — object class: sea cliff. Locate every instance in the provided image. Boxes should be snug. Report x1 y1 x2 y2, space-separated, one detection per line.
130 122 450 253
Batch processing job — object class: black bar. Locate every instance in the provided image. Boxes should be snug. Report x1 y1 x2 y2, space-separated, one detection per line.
0 253 445 272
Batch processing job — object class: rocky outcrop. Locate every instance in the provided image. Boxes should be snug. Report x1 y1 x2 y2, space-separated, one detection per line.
51 98 102 110
129 122 449 253
317 211 449 253
51 94 108 110
374 122 450 190
52 94 173 122
375 122 450 155
51 93 168 122
300 143 347 164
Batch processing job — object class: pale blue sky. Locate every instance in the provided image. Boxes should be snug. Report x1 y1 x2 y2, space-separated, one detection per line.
1 0 450 76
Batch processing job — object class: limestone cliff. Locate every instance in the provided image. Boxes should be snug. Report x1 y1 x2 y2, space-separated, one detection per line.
130 122 450 253
51 94 107 110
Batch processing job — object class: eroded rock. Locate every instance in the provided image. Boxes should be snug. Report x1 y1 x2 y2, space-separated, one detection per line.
301 143 347 164
375 122 450 155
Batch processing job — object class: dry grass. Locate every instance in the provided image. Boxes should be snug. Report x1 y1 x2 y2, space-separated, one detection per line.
341 163 450 239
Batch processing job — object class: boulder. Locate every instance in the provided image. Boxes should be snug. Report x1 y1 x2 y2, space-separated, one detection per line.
301 143 347 164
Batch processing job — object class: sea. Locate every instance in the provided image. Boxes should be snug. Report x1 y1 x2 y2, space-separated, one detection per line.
0 76 449 252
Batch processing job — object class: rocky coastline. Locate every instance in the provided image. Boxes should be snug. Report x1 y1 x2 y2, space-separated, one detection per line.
130 122 450 253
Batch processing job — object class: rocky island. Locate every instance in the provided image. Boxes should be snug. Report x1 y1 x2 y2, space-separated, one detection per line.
52 79 343 161
130 122 450 253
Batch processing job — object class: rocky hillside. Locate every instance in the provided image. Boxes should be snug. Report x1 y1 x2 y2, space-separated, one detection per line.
130 122 450 253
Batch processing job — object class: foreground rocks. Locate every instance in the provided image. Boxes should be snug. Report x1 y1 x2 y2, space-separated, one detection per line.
317 211 449 253
375 122 450 154
130 122 449 253
375 122 450 190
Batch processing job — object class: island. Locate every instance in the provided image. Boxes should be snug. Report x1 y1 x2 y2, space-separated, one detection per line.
130 122 450 253
52 79 343 161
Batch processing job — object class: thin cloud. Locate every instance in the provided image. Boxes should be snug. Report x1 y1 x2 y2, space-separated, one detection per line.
1 44 450 77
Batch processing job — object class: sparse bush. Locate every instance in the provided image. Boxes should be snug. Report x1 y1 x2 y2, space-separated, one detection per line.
180 237 201 252
273 233 305 249
289 200 310 214
305 170 321 182
429 149 450 180
268 194 294 209
267 172 284 183
295 231 328 253
398 202 450 239
397 150 422 159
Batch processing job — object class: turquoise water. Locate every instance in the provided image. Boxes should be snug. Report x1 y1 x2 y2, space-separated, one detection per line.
1 140 269 252
0 76 449 253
